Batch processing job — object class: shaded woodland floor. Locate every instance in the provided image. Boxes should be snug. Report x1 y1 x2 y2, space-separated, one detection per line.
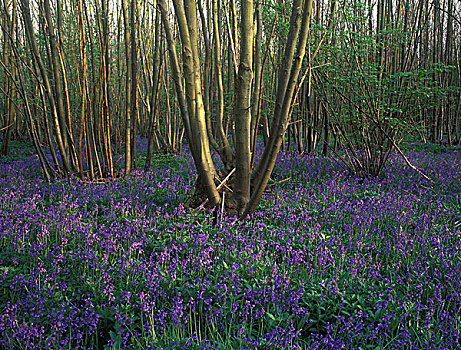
0 141 460 349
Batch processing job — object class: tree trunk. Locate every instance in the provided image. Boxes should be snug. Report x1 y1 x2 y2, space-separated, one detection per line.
231 0 254 215
145 9 162 169
160 0 220 207
130 0 138 170
212 0 233 169
20 0 72 175
122 0 132 174
0 0 16 156
246 0 314 216
250 0 263 153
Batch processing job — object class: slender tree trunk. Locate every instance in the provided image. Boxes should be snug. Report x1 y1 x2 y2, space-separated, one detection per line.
145 9 162 169
122 0 132 174
43 0 69 154
130 0 138 170
0 0 16 156
212 0 233 169
250 0 263 153
20 0 72 175
231 0 254 215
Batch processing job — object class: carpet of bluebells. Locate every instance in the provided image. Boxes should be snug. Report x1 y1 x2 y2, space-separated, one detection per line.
1 140 461 349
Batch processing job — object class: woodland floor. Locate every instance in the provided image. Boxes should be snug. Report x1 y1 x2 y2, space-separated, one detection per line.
0 140 461 349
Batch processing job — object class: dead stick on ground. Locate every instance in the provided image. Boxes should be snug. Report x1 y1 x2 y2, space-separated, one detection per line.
220 191 225 226
197 168 236 209
394 144 432 182
267 177 291 188
217 168 236 190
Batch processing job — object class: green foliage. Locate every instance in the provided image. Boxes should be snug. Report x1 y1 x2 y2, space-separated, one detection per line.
136 149 186 172
315 2 454 177
0 140 35 163
405 142 461 154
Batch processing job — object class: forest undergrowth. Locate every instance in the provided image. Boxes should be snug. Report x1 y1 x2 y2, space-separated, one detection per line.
0 140 460 349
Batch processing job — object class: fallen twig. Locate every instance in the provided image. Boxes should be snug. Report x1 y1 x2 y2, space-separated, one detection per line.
394 144 432 182
195 168 236 209
267 177 291 188
220 191 225 227
0 122 14 132
217 168 236 191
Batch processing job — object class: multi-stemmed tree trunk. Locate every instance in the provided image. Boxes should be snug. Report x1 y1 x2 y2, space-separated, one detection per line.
160 0 314 217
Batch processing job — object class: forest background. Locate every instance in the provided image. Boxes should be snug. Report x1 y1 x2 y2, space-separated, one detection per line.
1 0 460 214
